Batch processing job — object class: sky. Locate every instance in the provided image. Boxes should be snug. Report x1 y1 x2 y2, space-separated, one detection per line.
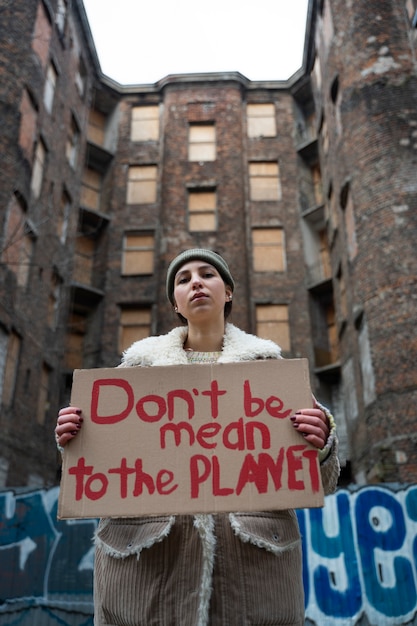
82 0 309 86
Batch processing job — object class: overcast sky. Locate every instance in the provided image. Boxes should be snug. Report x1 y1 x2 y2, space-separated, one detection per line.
82 0 309 85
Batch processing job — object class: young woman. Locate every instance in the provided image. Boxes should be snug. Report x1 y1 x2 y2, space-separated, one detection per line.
56 248 339 626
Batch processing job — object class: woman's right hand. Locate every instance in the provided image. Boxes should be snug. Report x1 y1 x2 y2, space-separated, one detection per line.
55 406 83 448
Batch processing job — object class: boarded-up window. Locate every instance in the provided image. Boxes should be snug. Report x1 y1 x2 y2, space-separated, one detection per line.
252 228 285 272
318 229 331 280
81 167 101 211
119 308 151 353
2 195 34 288
31 138 46 198
247 104 276 138
19 89 37 162
37 363 51 425
127 165 158 204
2 331 21 409
122 233 155 275
256 304 290 352
73 235 94 285
65 312 85 370
249 162 281 201
188 190 216 231
312 164 323 206
88 109 106 146
32 2 51 68
44 62 57 113
131 106 159 141
188 124 216 161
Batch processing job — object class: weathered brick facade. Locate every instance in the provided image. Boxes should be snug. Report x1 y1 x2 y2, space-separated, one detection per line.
0 0 416 487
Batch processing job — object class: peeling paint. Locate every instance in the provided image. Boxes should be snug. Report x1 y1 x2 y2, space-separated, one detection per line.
361 56 401 77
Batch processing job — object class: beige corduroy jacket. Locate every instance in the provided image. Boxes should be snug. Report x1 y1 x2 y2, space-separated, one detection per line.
93 323 340 626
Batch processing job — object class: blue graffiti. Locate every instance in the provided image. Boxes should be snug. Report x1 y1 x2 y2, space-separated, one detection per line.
0 485 417 625
0 487 96 625
297 484 417 625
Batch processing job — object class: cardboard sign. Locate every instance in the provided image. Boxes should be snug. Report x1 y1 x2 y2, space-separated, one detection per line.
58 359 324 519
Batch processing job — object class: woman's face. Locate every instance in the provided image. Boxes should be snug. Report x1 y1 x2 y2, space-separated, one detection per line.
173 260 232 324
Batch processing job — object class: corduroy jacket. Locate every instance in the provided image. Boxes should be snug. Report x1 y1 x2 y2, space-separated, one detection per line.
93 324 340 626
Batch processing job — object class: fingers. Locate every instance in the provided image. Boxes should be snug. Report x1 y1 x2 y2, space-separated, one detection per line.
290 408 329 449
55 407 83 447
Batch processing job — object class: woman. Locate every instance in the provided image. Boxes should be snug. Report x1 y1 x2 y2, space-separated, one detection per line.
56 248 339 626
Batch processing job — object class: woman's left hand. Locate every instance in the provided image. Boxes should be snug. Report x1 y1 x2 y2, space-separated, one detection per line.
290 401 329 449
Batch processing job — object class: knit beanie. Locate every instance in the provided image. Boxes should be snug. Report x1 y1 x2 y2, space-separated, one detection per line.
166 249 235 304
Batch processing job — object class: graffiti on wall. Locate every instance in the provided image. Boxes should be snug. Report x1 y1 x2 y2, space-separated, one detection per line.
0 486 96 625
0 484 416 625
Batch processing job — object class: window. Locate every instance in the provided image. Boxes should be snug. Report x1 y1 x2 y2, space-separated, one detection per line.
43 61 57 113
58 189 71 243
311 164 323 206
252 228 285 272
122 233 155 275
75 55 87 97
127 165 158 204
337 266 348 322
249 162 281 201
2 194 34 288
320 116 329 155
247 104 276 138
341 182 358 261
55 0 67 33
1 330 21 409
19 89 38 162
48 271 61 329
328 184 338 231
188 190 216 231
119 308 151 353
66 116 80 169
256 305 290 352
318 229 331 281
81 167 102 211
31 138 46 197
37 363 51 424
131 106 159 141
188 124 216 161
31 2 52 68
88 109 106 146
65 312 86 370
73 235 94 285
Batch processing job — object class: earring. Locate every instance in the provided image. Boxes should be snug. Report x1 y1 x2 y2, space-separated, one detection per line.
174 306 178 312
229 295 232 300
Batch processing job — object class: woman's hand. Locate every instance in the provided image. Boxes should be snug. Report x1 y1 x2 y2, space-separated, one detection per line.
55 406 83 448
290 401 329 449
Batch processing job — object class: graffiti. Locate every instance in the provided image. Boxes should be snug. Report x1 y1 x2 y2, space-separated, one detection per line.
297 484 417 625
0 485 416 625
0 487 96 626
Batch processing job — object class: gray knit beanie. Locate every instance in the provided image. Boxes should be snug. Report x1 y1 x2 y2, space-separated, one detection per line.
166 249 235 304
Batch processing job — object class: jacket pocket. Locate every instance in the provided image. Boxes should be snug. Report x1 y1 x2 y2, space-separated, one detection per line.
94 515 175 559
229 509 301 555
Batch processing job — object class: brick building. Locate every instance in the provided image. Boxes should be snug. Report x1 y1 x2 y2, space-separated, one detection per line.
0 0 416 488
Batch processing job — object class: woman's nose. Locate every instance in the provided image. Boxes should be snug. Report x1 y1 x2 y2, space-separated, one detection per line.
191 274 202 287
